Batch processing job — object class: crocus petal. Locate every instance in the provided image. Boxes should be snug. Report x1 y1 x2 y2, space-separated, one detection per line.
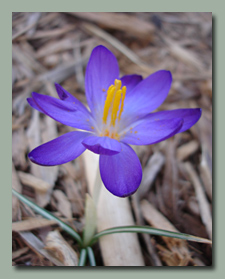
122 70 172 124
121 117 183 145
120 74 143 94
54 83 90 115
27 97 44 113
85 45 119 120
28 131 90 166
55 83 76 102
142 108 202 133
31 92 95 131
99 143 142 197
82 135 122 155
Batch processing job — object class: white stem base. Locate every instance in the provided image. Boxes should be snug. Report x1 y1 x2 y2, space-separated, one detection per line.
82 150 144 266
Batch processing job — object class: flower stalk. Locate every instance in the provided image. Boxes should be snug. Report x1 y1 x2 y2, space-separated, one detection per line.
92 163 102 205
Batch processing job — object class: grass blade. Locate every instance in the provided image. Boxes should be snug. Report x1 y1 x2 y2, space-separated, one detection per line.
89 225 212 246
87 246 96 266
12 189 82 245
78 248 87 266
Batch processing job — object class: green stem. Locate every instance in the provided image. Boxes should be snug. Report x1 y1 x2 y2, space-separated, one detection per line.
78 249 87 266
87 246 96 266
82 163 100 247
92 162 102 205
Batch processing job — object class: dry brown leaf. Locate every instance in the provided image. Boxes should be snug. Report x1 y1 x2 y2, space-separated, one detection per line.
19 231 64 266
12 247 29 260
53 190 72 219
12 128 28 169
13 218 59 232
12 110 30 130
200 154 212 200
38 55 89 83
18 171 51 193
131 194 162 266
141 200 193 266
26 24 76 40
193 257 206 266
160 138 179 219
137 152 165 199
187 196 200 216
12 44 45 74
44 230 78 266
26 111 58 207
70 12 155 39
62 176 84 216
60 162 79 181
82 22 153 73
73 36 85 88
12 164 22 222
183 162 212 239
162 35 205 72
177 140 199 161
12 14 40 40
36 34 79 58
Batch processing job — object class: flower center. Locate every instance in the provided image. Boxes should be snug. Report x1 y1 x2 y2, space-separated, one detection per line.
101 79 126 139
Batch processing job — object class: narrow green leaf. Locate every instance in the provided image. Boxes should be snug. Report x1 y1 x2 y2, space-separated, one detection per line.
78 248 87 266
89 225 212 246
82 193 97 247
12 189 82 245
87 246 96 266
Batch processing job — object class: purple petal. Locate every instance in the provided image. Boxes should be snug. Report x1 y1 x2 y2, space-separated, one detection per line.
55 83 75 101
120 74 143 94
144 108 202 133
85 45 119 119
54 83 89 114
122 70 172 124
82 135 122 155
27 97 44 113
31 92 95 131
99 143 142 197
121 117 183 145
28 131 90 166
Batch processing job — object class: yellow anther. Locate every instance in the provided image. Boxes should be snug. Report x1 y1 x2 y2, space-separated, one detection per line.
114 79 121 91
102 79 127 128
102 85 115 124
118 86 126 121
111 89 122 126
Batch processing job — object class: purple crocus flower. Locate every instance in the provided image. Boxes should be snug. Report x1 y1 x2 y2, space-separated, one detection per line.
27 45 201 197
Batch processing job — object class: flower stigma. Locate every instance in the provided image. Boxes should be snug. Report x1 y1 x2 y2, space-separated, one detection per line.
101 79 126 140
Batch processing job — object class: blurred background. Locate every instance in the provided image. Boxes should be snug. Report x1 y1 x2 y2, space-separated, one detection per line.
12 12 212 266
